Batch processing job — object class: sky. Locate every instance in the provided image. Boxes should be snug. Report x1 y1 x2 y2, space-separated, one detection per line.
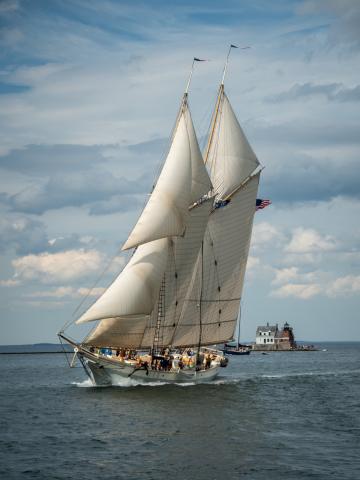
0 0 359 344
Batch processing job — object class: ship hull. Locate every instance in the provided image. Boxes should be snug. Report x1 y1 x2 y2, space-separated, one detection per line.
78 351 221 386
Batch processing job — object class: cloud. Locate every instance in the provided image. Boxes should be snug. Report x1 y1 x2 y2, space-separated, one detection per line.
252 222 284 249
272 267 299 285
0 278 21 287
0 0 19 14
247 256 260 269
285 227 337 253
1 169 146 214
269 263 360 299
88 194 143 215
0 144 106 175
23 300 67 308
260 155 360 204
46 234 99 252
296 0 360 49
271 273 360 300
25 286 106 299
266 82 360 103
11 249 104 283
271 282 322 299
0 215 49 255
0 214 101 255
326 275 360 297
254 123 360 148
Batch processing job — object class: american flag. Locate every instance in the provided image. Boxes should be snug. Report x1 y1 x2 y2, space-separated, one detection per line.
256 198 271 211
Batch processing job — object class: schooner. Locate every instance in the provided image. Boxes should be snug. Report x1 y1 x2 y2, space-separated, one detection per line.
59 47 261 385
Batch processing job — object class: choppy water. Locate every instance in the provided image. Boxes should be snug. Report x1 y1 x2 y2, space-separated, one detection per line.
1 343 359 479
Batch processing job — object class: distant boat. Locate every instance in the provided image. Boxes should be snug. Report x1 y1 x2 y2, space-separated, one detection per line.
223 306 251 355
223 344 251 355
58 48 261 385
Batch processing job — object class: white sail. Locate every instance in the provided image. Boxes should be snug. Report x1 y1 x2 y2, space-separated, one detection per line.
207 92 260 199
122 114 192 251
77 237 169 324
171 173 260 347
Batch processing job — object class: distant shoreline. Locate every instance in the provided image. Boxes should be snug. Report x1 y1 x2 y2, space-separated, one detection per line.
0 343 73 354
0 351 71 355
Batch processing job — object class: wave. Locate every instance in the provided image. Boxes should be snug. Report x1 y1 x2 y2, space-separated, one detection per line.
72 377 197 388
259 369 360 379
71 368 360 389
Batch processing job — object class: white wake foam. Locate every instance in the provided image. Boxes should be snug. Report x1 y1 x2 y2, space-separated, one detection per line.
72 376 198 388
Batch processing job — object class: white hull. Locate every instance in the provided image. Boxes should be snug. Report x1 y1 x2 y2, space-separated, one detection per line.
78 351 221 386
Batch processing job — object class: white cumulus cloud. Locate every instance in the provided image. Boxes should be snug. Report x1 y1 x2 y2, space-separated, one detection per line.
285 227 337 253
326 275 360 297
272 267 299 285
252 222 283 249
12 249 104 283
247 256 260 269
271 283 322 299
25 286 106 299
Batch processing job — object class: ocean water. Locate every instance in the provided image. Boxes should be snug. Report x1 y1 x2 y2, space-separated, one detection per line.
0 343 359 480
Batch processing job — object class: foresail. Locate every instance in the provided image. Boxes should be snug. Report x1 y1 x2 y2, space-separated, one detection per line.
122 114 192 251
207 92 259 199
76 237 169 324
171 173 260 347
